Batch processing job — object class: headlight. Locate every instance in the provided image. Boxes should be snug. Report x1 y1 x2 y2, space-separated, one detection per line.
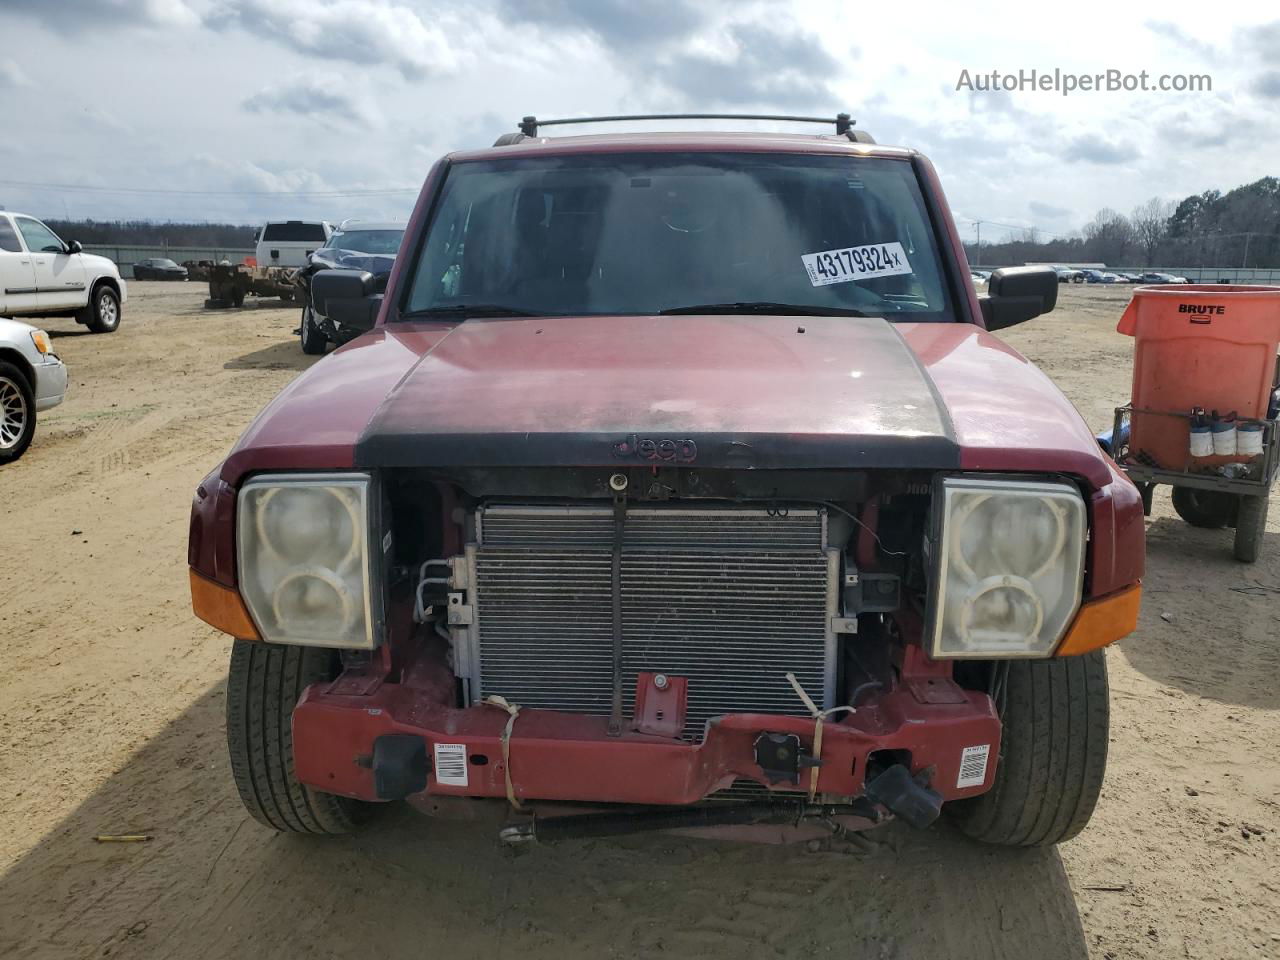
929 477 1085 658
237 473 378 649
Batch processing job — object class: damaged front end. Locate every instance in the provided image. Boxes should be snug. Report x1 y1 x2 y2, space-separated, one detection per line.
278 465 1007 843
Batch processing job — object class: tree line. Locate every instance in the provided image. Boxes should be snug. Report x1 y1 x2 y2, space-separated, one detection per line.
966 176 1280 269
39 219 258 248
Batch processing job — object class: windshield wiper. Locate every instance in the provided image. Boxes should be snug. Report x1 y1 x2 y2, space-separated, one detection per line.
658 301 875 317
401 303 546 319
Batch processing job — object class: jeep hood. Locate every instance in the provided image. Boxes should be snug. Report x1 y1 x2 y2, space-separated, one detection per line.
222 314 1113 488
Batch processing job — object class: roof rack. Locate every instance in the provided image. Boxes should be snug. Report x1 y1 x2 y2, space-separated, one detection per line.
492 113 874 146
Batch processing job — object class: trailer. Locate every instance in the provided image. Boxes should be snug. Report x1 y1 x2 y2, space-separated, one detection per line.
1107 405 1278 562
204 262 299 309
1106 282 1280 562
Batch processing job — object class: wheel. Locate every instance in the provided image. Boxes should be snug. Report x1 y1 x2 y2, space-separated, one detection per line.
82 284 121 333
1171 486 1236 529
226 639 373 834
280 290 295 303
0 362 35 464
1233 494 1269 563
299 306 327 355
232 288 246 308
949 652 1109 846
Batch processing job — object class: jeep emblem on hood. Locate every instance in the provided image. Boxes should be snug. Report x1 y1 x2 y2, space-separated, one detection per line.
612 435 698 463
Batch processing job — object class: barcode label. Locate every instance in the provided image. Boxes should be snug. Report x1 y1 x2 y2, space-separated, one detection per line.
433 743 468 787
957 744 991 789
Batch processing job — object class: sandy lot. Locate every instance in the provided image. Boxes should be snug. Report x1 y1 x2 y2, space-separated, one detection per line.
1 282 1277 960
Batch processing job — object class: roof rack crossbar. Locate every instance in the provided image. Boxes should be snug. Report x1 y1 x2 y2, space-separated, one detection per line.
517 113 855 137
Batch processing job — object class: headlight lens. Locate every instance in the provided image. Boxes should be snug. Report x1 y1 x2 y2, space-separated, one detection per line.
237 474 376 649
930 478 1085 658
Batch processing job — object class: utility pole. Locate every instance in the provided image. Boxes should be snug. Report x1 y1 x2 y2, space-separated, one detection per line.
1242 232 1253 269
974 220 982 267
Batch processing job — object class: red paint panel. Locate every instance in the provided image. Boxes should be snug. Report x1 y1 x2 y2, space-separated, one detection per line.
899 321 1115 488
291 683 1001 806
218 324 453 487
358 314 954 468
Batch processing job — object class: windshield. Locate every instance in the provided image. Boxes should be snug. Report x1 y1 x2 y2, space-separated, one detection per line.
157 259 178 267
262 222 327 242
326 229 404 255
403 153 954 320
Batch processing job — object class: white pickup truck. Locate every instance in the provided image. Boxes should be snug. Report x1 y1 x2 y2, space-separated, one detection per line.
255 220 332 269
0 212 126 333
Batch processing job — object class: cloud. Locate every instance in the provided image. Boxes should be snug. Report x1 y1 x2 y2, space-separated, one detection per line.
1063 133 1135 165
1145 20 1218 60
661 24 846 110
1153 98 1261 146
1247 20 1280 63
1029 201 1072 220
211 0 458 78
2 0 199 30
0 59 31 89
493 0 709 50
242 75 379 128
1253 70 1280 98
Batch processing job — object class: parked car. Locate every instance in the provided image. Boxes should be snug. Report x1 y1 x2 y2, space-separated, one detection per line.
1111 272 1139 283
132 257 189 281
0 316 67 463
254 220 332 270
1051 265 1084 283
1138 272 1189 284
295 221 405 353
1080 269 1120 284
189 114 1143 850
0 212 126 333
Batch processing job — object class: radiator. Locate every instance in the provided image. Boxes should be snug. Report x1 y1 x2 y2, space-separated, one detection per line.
460 503 838 741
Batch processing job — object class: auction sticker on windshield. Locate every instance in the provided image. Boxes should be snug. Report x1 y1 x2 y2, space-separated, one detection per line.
801 241 912 287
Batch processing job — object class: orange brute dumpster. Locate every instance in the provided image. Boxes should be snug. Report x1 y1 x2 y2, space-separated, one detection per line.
1110 284 1280 562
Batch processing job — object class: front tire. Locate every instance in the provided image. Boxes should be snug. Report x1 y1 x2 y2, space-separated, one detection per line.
949 652 1109 846
300 306 327 355
226 640 372 834
83 284 121 333
0 363 35 464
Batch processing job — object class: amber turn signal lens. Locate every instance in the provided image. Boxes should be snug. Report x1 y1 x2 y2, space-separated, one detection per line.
189 569 260 640
1055 583 1141 657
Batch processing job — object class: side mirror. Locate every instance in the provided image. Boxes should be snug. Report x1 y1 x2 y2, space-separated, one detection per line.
978 266 1058 331
311 269 381 332
67 240 83 254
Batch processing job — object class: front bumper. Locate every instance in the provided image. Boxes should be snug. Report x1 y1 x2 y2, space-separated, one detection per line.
33 355 67 411
292 678 1001 807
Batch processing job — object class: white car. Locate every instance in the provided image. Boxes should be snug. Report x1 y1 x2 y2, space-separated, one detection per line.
0 316 67 463
0 212 127 333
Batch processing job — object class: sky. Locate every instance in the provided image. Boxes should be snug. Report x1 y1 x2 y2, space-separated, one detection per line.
0 0 1276 243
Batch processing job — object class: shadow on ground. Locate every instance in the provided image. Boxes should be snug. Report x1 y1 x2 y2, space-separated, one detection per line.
224 340 318 372
46 328 96 339
0 685 1088 960
1119 516 1280 709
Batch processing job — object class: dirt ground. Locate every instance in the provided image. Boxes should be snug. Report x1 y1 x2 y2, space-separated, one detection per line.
1 282 1277 960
